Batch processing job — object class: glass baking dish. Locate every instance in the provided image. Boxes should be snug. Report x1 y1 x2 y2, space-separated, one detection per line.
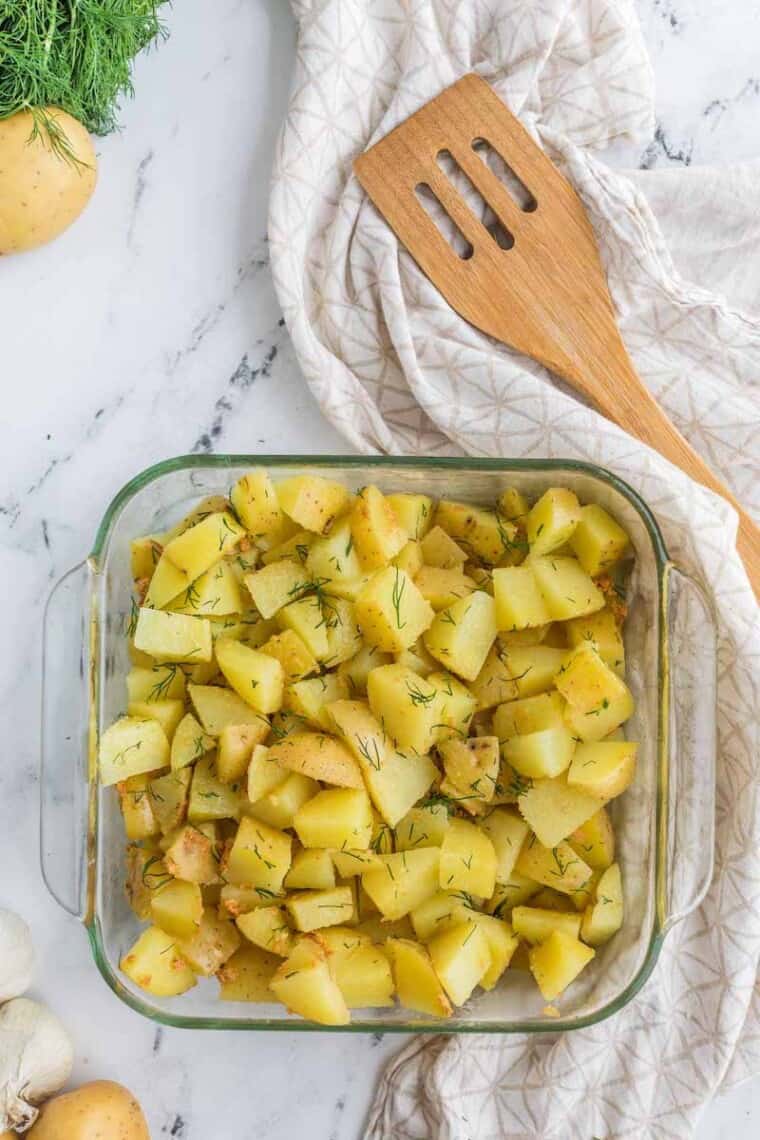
41 455 717 1033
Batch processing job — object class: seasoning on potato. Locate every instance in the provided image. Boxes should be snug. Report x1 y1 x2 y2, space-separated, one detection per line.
103 475 636 1024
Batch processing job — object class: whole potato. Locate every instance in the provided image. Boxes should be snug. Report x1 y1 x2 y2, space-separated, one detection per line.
27 1081 149 1139
0 107 97 254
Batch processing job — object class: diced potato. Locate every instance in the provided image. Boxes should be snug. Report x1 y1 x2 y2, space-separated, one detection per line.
350 485 407 569
161 496 232 545
127 698 184 742
497 487 530 522
169 559 244 617
189 683 269 736
246 772 319 830
125 846 171 919
277 595 329 660
439 818 497 898
555 644 629 713
424 591 497 682
395 804 450 852
270 936 350 1025
394 645 435 676
99 716 170 787
471 645 567 710
570 504 630 577
410 891 471 941
322 598 363 668
415 566 476 611
284 673 349 729
517 772 603 848
435 501 524 565
120 926 196 996
259 629 318 682
493 565 552 633
501 725 576 780
171 712 216 771
117 773 160 840
260 530 312 566
285 846 336 890
151 879 203 939
188 755 242 823
215 637 284 715
367 664 439 754
467 912 520 989
530 556 605 621
131 534 164 580
331 848 384 877
149 768 192 833
567 742 637 799
246 743 288 802
528 930 594 1001
499 624 551 648
227 547 260 590
393 540 423 579
429 671 477 743
237 905 293 956
515 835 593 895
329 943 395 1008
218 945 281 1002
492 691 565 740
428 920 490 1005
277 475 350 534
286 885 355 932
293 787 373 850
218 723 268 784
511 905 582 944
362 848 441 920
219 884 286 919
306 517 364 588
337 644 393 694
127 665 187 704
564 695 635 744
567 808 615 870
224 817 292 891
439 736 500 802
244 560 310 619
164 824 220 884
487 872 542 916
327 699 437 826
145 512 245 609
386 493 434 541
385 938 452 1018
420 526 468 569
230 470 283 537
267 731 363 789
355 567 434 653
580 863 623 945
526 488 582 556
479 808 530 884
176 910 241 975
565 607 625 675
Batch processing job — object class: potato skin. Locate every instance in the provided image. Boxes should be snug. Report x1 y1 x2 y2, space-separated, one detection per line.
0 107 97 253
28 1081 150 1140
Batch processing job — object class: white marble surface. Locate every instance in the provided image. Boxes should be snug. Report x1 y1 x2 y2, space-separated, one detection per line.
1 0 758 1136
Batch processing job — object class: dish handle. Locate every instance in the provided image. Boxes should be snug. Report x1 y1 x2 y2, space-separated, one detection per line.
40 560 97 920
661 562 718 933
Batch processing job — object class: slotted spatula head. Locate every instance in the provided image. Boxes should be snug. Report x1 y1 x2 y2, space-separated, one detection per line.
353 72 622 389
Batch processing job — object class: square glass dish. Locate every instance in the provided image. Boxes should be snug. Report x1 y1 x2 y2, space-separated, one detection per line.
41 455 717 1033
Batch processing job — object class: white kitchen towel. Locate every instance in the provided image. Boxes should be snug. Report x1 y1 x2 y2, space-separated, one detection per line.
269 1 760 1137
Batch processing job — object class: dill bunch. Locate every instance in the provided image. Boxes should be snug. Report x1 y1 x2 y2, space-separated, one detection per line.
0 1 169 136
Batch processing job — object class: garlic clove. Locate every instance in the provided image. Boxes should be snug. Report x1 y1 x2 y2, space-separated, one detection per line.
0 909 34 1003
0 998 73 1132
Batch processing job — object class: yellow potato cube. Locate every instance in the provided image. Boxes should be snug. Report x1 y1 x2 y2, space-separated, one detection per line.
126 664 186 703
331 848 384 877
439 818 497 898
218 884 286 919
246 743 288 802
439 736 500 801
420 525 468 569
284 673 349 729
350 485 407 569
120 926 196 996
169 559 244 617
362 848 441 920
127 698 185 742
148 769 191 834
218 945 281 1002
530 556 605 621
515 835 593 895
410 891 471 941
99 716 170 787
472 645 567 710
367 663 439 754
424 591 497 682
567 742 637 800
564 694 635 743
329 943 395 1009
244 560 310 619
150 879 203 939
570 504 630 577
565 607 626 675
188 683 269 736
170 713 216 771
284 847 336 890
135 606 213 662
385 938 452 1018
355 567 434 653
176 910 241 975
188 755 242 823
117 773 160 841
487 871 542 916
269 936 350 1025
467 911 520 989
230 469 283 537
385 493 434 540
501 725 576 779
277 475 350 534
497 487 530 522
528 929 594 1000
493 565 552 631
580 863 623 945
130 533 164 581
526 488 582 555
218 723 270 784
415 566 476 611
394 808 449 859
428 920 490 1006
429 671 477 743
267 731 363 788
293 787 373 850
237 905 293 957
277 595 329 659
215 637 284 715
306 517 364 588
492 691 565 740
555 644 629 713
393 540 424 579
246 772 319 831
286 885 355 932
224 816 292 891
163 824 220 884
259 629 318 682
337 644 393 694
435 500 524 565
145 511 245 609
517 772 604 848
511 905 582 944
260 529 312 566
479 808 530 884
567 808 615 870
322 598 363 668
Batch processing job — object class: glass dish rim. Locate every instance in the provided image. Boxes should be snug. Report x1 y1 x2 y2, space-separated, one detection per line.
85 452 670 1033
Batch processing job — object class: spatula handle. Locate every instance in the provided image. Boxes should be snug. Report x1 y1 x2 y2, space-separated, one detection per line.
584 351 760 600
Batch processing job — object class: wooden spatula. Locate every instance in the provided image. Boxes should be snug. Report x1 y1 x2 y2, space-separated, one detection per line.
354 72 759 598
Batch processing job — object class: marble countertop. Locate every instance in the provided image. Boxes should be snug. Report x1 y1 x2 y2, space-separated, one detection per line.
2 1 758 1135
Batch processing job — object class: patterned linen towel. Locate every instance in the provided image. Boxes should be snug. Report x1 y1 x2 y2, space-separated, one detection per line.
269 2 760 1136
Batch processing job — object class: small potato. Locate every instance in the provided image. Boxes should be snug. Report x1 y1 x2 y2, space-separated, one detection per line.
27 1081 149 1139
0 108 98 254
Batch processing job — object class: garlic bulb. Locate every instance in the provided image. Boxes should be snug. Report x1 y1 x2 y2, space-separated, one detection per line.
0 910 34 1003
0 999 74 1131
